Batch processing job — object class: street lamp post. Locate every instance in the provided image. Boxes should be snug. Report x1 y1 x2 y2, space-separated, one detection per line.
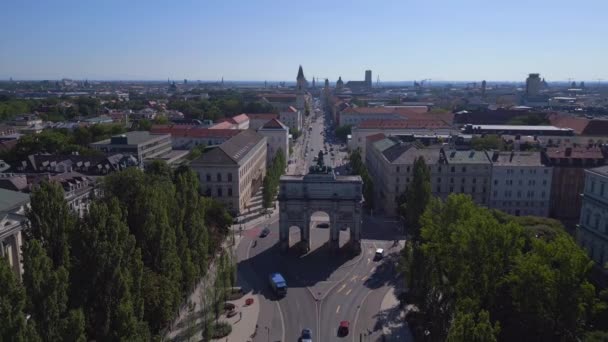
265 326 270 342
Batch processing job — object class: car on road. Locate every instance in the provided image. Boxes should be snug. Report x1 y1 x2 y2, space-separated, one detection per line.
375 248 384 260
259 227 270 238
338 321 350 337
300 328 312 342
316 223 329 228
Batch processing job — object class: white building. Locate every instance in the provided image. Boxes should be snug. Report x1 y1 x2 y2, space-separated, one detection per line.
489 151 553 217
257 118 289 164
578 166 608 269
0 189 29 280
279 106 302 132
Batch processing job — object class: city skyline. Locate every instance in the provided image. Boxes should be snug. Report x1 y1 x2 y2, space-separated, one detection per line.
1 0 607 81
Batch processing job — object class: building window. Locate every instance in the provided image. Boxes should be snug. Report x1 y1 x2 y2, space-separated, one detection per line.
217 188 223 197
544 169 549 174
438 166 442 172
460 186 465 193
591 180 596 193
206 174 211 182
217 173 222 182
494 179 498 185
602 183 605 196
396 177 399 183
451 166 455 173
449 186 454 192
437 178 441 183
436 186 441 193
595 214 600 229
517 191 521 198
461 178 465 184
228 173 232 182
585 209 591 225
472 178 476 184
396 166 400 172
228 188 233 196
462 167 466 172
407 166 410 172
450 178 454 184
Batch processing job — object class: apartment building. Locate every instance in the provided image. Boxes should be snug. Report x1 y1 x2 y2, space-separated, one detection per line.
279 106 302 132
90 131 172 163
578 166 608 269
190 130 267 214
257 118 289 164
366 135 491 215
546 146 605 226
488 151 553 217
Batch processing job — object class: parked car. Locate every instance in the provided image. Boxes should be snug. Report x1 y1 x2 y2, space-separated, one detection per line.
338 321 350 336
316 223 329 228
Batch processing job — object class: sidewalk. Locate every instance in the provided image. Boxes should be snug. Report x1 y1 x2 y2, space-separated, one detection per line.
211 286 259 342
380 288 414 341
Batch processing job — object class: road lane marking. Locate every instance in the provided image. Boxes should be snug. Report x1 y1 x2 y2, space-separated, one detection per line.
336 284 346 293
369 267 376 274
345 289 352 296
351 289 373 342
276 302 286 342
350 275 358 282
336 305 341 314
361 276 368 282
367 258 371 265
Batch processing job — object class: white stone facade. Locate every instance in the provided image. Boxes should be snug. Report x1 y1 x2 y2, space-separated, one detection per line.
489 152 553 217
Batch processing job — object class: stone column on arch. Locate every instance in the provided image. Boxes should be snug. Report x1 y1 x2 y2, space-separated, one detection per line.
301 205 311 253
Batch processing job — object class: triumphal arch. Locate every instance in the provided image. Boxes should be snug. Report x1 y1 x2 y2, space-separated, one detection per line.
278 167 363 254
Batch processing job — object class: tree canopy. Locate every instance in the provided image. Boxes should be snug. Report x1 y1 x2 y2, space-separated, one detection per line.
402 194 606 341
11 163 232 340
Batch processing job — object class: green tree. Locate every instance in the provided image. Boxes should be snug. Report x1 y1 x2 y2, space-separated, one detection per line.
22 240 85 342
400 156 431 240
348 149 374 209
335 125 352 140
447 303 500 342
0 257 39 341
70 199 148 341
471 134 504 151
26 181 75 268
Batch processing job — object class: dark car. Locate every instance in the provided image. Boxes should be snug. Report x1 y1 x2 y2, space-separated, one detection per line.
338 321 349 337
259 227 270 238
316 223 329 228
301 328 312 342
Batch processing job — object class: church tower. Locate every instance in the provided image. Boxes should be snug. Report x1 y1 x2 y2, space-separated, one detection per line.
296 65 308 92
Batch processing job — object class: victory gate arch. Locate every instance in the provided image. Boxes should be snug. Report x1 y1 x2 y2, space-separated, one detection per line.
278 172 363 254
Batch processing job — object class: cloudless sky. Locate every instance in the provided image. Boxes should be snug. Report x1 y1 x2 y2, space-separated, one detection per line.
1 0 606 82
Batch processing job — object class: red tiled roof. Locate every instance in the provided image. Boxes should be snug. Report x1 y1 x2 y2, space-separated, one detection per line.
342 107 428 115
545 146 604 159
209 121 234 129
231 113 249 124
548 113 589 135
261 118 287 130
358 119 451 129
245 113 278 120
366 133 386 142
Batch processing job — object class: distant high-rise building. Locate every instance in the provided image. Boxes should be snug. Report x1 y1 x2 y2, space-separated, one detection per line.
481 80 487 97
365 70 372 88
526 73 541 97
324 78 329 88
312 77 316 88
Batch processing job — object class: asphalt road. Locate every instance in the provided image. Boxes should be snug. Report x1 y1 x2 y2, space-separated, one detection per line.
235 100 404 342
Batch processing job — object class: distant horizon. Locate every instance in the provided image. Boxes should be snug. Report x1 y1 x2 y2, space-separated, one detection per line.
1 78 604 86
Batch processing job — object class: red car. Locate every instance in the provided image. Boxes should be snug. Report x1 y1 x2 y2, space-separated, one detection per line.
338 321 349 337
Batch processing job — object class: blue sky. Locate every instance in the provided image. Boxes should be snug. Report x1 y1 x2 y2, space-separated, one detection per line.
0 0 606 82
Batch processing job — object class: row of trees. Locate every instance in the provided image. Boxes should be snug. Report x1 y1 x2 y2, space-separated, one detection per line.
0 124 127 162
398 157 608 341
0 163 233 340
348 148 374 209
263 149 287 209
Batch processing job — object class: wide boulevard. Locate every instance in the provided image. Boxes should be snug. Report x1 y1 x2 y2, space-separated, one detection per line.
236 99 405 342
